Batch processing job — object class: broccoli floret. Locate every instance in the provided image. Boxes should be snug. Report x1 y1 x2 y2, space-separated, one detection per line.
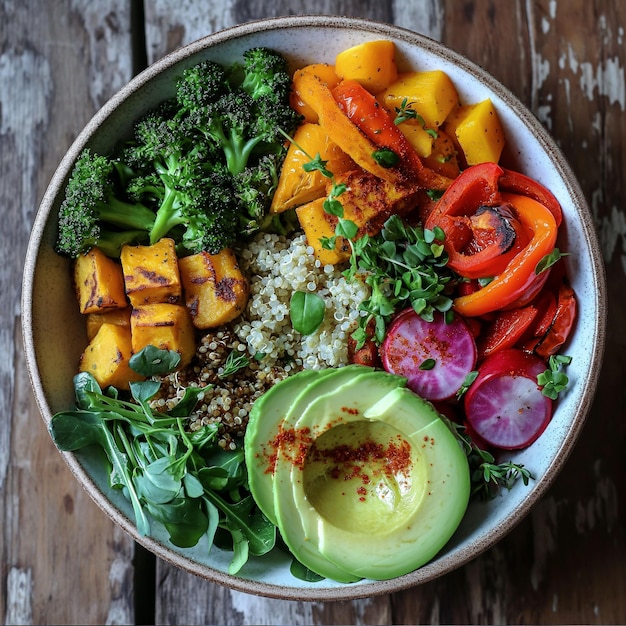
178 49 300 176
240 47 292 102
176 172 240 255
122 107 223 246
55 149 156 258
233 153 281 223
176 59 229 113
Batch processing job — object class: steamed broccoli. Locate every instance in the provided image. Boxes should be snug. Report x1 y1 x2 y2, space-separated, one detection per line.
122 106 237 253
179 50 301 176
240 47 293 102
56 48 301 260
55 149 155 258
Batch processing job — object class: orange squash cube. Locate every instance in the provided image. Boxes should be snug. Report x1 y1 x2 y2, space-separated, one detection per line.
380 70 459 128
73 246 127 314
79 323 144 390
120 238 181 307
335 40 398 94
130 303 196 368
86 307 133 341
178 249 249 329
444 99 505 165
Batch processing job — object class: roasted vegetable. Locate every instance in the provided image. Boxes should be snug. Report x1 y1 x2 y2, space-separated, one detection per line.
334 40 399 94
379 70 460 128
270 122 355 214
79 323 145 390
120 238 182 307
130 303 196 368
86 307 132 341
74 246 128 314
178 248 249 329
444 99 505 165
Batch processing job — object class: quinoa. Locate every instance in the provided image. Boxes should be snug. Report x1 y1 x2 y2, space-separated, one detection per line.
234 231 370 369
151 231 371 448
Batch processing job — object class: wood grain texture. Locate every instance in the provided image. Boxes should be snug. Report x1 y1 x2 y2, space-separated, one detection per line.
0 2 137 624
2 0 625 624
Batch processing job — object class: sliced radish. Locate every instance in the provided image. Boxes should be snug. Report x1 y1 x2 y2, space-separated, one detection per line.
380 308 477 402
464 348 552 450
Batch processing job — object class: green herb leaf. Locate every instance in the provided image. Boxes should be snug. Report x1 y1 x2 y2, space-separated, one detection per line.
220 350 250 378
290 290 326 335
372 148 399 168
536 247 570 274
129 345 181 376
538 354 572 399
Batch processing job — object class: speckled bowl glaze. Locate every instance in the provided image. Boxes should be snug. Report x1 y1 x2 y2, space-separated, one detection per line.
22 16 606 601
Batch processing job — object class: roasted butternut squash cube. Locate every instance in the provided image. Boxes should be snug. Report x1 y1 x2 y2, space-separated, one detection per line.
335 40 398 94
178 249 249 329
397 120 435 158
79 323 144 390
120 238 181 307
74 246 127 314
130 303 196 368
297 169 420 266
444 99 505 165
86 307 132 341
290 64 341 123
271 123 355 214
379 70 459 128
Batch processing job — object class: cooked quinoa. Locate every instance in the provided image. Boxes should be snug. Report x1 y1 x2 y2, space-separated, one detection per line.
151 231 371 448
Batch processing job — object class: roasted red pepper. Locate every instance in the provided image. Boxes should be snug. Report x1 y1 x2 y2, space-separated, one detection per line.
425 162 562 280
476 304 539 361
331 79 451 190
452 192 558 317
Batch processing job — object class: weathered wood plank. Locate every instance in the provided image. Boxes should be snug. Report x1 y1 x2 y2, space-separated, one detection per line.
1 2 137 624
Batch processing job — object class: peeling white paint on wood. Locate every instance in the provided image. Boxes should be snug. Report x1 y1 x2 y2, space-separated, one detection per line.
68 0 134 107
5 567 33 626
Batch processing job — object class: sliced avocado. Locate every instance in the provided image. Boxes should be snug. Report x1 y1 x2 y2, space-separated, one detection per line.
244 364 368 525
315 386 470 580
244 368 322 524
273 367 407 582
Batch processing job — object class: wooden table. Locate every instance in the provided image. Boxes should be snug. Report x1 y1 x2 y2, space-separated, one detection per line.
2 1 624 624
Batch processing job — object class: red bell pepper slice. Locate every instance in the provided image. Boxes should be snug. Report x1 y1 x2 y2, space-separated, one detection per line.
425 162 563 280
499 168 563 227
533 278 577 358
331 79 451 190
452 192 558 317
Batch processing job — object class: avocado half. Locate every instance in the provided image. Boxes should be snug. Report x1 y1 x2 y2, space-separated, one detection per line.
244 366 471 582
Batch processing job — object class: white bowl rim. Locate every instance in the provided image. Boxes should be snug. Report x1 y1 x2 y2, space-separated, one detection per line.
21 14 607 602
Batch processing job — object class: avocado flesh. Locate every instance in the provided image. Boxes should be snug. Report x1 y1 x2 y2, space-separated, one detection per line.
244 369 322 525
244 365 370 525
274 368 407 582
314 386 471 580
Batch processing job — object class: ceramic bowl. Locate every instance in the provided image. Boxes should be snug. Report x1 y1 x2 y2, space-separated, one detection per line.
22 15 606 601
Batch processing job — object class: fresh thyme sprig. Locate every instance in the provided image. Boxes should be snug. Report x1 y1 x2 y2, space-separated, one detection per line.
450 421 534 500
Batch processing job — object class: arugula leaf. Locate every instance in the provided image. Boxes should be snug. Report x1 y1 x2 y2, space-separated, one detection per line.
49 369 276 574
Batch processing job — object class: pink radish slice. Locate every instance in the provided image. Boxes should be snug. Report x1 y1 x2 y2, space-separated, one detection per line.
380 308 477 402
464 348 553 450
